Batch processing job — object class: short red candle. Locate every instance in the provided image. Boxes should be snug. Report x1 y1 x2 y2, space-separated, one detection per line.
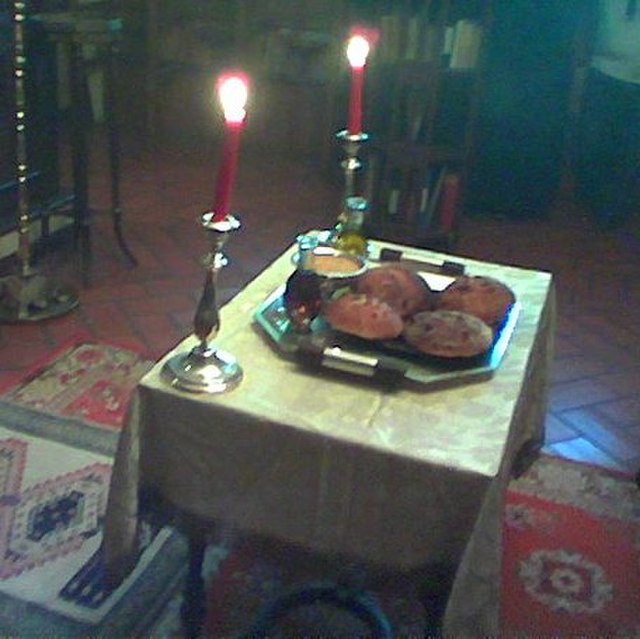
346 34 370 136
212 75 249 223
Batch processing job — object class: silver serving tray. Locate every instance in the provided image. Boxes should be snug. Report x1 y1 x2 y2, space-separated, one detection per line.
254 280 521 389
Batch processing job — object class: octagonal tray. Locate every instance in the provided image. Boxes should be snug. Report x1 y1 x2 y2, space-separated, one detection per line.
254 278 520 390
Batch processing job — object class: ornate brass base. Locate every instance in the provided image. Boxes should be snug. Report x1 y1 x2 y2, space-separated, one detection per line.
162 344 243 394
0 272 78 322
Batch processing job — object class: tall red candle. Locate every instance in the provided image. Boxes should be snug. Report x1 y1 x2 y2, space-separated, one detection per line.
346 34 370 136
212 74 249 222
213 120 243 222
348 66 364 135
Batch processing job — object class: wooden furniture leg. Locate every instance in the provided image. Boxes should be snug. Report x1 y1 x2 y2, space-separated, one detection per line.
418 562 457 637
68 39 92 285
103 35 137 266
181 527 208 639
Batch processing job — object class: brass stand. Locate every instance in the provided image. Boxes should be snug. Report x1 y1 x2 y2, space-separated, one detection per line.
332 129 370 256
162 213 243 394
0 270 78 323
336 129 369 202
0 0 78 323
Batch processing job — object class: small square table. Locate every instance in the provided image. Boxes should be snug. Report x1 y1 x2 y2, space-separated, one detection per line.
104 240 555 636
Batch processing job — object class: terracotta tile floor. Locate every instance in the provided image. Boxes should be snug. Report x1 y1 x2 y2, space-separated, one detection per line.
1 131 640 476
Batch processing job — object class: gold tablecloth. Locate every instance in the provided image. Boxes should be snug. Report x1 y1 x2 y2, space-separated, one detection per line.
104 241 555 635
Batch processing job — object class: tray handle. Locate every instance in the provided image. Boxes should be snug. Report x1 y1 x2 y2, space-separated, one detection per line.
296 340 408 385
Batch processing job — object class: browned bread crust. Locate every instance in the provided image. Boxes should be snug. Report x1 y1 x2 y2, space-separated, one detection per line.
403 310 493 358
437 275 515 328
323 293 404 340
356 265 435 318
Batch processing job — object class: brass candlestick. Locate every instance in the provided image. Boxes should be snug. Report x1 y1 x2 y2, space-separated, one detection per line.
336 129 369 202
332 130 370 257
0 0 78 323
162 213 243 394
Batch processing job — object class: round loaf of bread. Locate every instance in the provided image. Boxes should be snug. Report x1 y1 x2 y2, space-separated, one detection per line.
323 293 404 340
437 275 515 328
356 265 435 318
403 310 493 358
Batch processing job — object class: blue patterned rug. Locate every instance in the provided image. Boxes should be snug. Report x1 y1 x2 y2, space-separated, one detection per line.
0 400 187 638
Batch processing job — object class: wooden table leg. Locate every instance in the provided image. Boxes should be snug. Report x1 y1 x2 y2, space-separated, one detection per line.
418 562 457 637
181 528 207 639
104 39 138 267
511 437 543 478
68 40 92 286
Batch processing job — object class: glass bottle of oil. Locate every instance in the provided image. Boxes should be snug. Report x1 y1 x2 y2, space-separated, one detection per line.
334 196 369 257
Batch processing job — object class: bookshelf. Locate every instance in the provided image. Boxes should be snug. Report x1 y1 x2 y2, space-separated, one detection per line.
363 0 491 250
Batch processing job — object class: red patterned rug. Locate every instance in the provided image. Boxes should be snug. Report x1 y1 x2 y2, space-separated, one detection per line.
5 342 638 637
502 456 640 637
0 340 188 637
2 338 152 430
149 456 640 637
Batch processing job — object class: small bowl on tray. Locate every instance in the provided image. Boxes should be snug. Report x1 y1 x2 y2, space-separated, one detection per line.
285 236 368 332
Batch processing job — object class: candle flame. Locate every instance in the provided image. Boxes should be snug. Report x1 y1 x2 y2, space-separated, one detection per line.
218 74 249 124
346 35 370 69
